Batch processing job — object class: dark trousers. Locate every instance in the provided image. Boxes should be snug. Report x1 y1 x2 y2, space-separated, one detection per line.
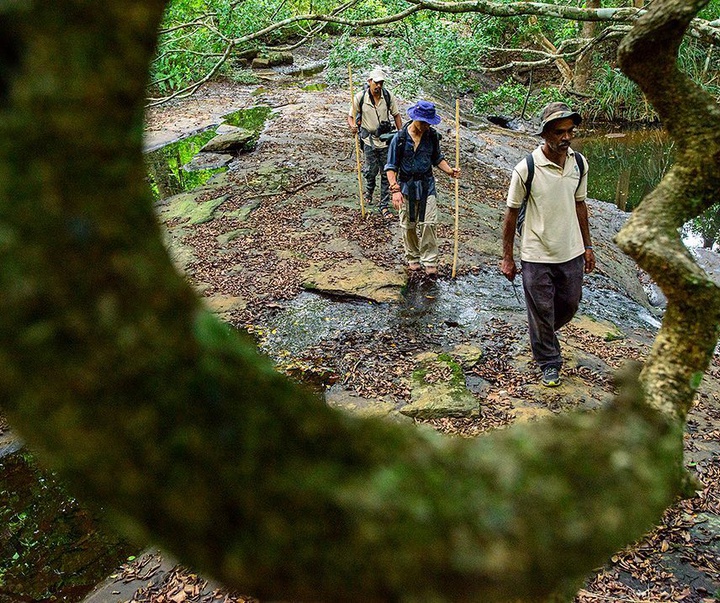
521 255 585 370
362 145 390 210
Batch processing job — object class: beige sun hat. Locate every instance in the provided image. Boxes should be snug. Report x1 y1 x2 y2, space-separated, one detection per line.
535 101 582 135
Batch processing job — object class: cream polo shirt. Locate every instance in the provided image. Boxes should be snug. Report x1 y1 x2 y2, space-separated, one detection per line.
506 146 588 264
348 89 400 149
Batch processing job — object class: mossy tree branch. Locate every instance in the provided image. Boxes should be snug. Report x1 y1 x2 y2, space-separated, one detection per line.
615 0 720 421
0 0 706 601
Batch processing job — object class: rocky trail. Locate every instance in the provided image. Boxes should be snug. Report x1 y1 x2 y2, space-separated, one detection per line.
2 54 718 602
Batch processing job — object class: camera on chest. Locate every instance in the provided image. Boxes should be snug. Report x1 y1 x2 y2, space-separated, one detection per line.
376 120 393 136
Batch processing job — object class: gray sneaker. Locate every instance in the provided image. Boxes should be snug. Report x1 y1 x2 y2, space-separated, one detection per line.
542 366 561 387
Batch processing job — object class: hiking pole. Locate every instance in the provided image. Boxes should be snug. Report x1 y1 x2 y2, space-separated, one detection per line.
348 65 366 219
451 98 460 278
512 279 523 305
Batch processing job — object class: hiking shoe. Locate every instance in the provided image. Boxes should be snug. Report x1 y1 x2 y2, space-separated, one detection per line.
542 366 561 387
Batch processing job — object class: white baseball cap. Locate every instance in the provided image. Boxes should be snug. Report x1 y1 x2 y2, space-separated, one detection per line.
367 68 387 82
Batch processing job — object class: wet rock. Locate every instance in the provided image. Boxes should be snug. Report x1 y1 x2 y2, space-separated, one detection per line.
200 127 256 153
302 259 405 303
158 191 228 226
325 386 410 422
400 352 480 419
182 152 233 171
281 59 327 76
450 343 483 368
252 52 293 69
512 405 554 424
166 241 197 274
486 115 525 131
573 314 624 341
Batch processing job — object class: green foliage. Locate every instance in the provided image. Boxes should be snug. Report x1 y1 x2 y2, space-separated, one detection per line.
678 39 720 102
156 0 720 125
687 204 720 248
473 79 574 119
325 32 424 100
585 65 658 123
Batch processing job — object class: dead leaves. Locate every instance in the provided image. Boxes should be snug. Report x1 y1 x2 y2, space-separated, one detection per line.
124 561 255 603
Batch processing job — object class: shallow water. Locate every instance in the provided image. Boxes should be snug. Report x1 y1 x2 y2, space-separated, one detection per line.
261 270 658 361
0 449 133 602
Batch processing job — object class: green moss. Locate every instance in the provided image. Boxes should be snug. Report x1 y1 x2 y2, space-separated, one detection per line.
164 194 228 225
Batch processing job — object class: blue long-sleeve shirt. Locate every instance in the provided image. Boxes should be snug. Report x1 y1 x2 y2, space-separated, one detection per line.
385 126 444 200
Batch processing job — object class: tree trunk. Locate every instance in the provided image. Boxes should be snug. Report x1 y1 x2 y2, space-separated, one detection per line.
529 16 574 86
574 0 601 92
615 169 631 211
615 0 720 421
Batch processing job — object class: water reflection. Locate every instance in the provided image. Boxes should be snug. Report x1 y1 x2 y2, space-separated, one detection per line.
145 105 273 201
145 128 221 200
0 450 133 601
574 129 674 211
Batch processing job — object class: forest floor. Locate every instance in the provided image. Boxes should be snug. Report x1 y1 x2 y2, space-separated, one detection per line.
78 50 720 602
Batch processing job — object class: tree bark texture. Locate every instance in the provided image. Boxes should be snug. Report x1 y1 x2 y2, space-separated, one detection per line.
615 0 720 421
573 0 601 92
0 1 708 601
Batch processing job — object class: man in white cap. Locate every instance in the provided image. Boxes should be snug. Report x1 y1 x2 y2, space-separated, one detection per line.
347 68 403 220
501 101 595 387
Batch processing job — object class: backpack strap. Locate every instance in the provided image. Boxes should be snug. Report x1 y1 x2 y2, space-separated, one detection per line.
394 123 410 172
382 88 392 121
355 89 366 125
357 86 393 124
575 152 585 192
516 153 534 236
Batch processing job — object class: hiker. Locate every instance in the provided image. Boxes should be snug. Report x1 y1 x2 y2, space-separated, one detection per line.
501 101 595 387
347 68 403 220
385 100 460 278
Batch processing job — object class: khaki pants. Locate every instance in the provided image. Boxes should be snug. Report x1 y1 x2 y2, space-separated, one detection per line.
399 194 438 267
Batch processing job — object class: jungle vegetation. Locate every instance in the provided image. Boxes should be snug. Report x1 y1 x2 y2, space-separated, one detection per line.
150 0 720 243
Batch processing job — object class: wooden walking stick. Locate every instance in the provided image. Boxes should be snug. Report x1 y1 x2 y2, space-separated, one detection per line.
348 65 366 218
451 98 461 278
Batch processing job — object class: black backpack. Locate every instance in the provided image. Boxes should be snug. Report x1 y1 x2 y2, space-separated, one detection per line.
393 123 441 179
516 151 585 235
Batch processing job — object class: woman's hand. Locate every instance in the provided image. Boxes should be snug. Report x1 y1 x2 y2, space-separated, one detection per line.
392 191 404 211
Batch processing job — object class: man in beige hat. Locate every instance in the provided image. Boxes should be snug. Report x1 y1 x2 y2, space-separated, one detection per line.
347 68 403 219
501 101 595 387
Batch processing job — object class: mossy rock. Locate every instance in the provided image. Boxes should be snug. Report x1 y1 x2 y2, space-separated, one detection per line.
400 353 480 419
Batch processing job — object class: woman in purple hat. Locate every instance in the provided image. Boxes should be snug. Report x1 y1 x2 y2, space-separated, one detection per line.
385 100 460 278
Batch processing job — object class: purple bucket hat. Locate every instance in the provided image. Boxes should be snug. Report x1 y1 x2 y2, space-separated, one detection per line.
407 100 441 125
